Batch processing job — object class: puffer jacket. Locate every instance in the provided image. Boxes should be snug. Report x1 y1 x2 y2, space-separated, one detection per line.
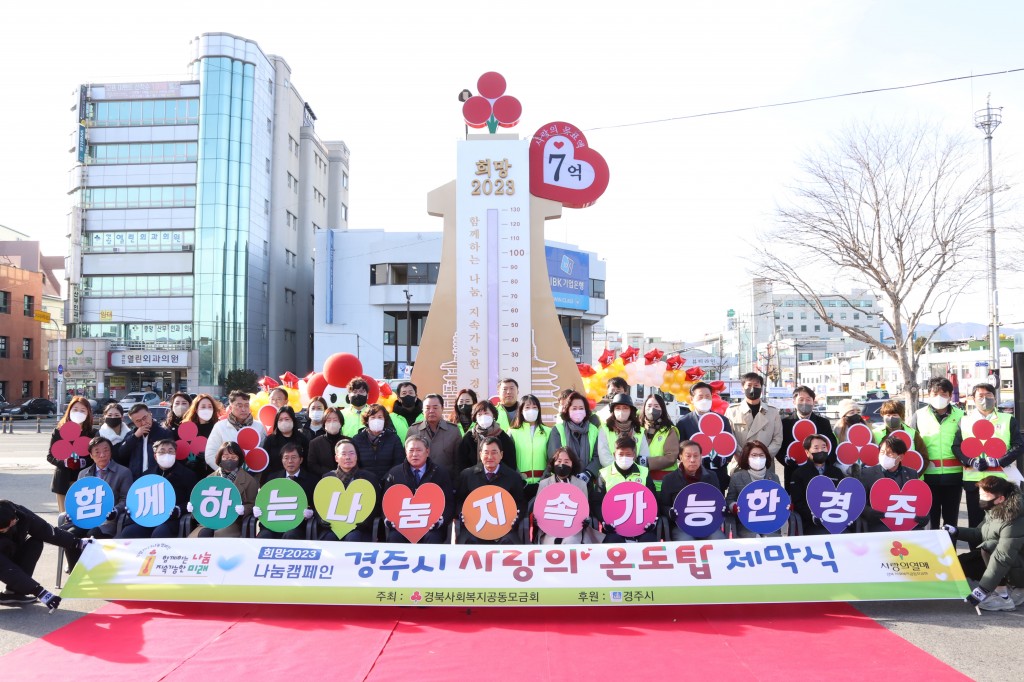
957 488 1024 592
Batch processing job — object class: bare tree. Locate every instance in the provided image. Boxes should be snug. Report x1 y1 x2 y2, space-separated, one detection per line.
758 121 992 408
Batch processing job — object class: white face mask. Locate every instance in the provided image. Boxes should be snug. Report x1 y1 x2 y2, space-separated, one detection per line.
614 408 632 423
695 398 713 413
615 456 634 470
278 420 294 434
569 409 586 424
309 409 324 422
172 404 188 418
156 454 177 469
368 418 386 433
880 455 899 470
69 410 88 424
522 408 539 423
749 456 767 471
476 414 494 430
324 421 341 435
198 408 214 422
929 396 950 410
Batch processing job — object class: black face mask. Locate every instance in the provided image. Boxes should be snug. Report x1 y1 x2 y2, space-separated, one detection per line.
349 394 367 408
979 498 998 511
457 404 473 417
811 451 828 464
553 464 573 478
400 395 417 409
104 417 122 428
745 386 762 401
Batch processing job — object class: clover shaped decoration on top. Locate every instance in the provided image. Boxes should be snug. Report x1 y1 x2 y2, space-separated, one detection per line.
786 419 826 464
175 421 208 462
462 72 522 134
836 423 880 466
960 418 1007 463
691 412 737 458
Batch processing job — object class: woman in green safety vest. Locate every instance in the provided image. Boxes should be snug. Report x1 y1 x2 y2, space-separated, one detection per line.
871 400 927 465
508 394 549 502
598 393 642 472
446 388 478 437
548 391 602 483
637 394 681 493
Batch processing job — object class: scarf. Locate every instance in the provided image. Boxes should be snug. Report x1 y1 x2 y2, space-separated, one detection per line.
564 419 592 464
394 400 423 423
98 422 126 446
228 412 254 429
220 468 238 482
748 466 767 481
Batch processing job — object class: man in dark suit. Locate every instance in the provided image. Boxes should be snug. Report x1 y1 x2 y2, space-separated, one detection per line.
383 434 454 544
407 394 462 483
456 436 526 544
71 436 132 539
256 443 318 540
777 386 839 495
675 381 736 492
115 404 173 480
791 434 847 535
119 438 198 539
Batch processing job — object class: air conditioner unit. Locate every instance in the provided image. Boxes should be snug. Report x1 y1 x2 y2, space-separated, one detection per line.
112 247 123 253
182 244 193 252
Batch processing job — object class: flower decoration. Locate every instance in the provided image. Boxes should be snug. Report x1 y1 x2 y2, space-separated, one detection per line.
462 72 522 134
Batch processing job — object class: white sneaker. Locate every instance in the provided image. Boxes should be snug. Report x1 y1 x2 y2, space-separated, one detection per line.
1009 588 1024 607
978 592 1017 612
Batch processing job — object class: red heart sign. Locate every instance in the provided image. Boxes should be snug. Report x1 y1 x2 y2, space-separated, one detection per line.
245 447 269 473
529 122 610 209
836 423 880 466
888 430 924 475
382 483 446 544
869 478 932 531
691 412 737 458
175 421 206 460
52 422 92 460
786 419 820 464
960 418 1007 461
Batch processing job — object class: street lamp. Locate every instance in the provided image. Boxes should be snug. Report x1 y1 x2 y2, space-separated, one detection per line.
403 289 413 377
975 96 1002 384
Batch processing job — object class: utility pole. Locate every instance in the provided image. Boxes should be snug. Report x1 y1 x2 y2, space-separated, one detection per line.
975 96 1002 388
403 288 413 378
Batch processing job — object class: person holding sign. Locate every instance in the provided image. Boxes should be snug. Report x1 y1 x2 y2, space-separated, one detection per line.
508 394 550 501
163 392 193 436
727 440 782 538
0 500 86 611
910 377 965 530
871 401 926 453
946 476 1024 612
306 407 346 478
46 397 96 514
637 394 680 493
204 391 266 471
597 436 657 542
535 447 591 544
66 436 132 540
382 434 454 544
190 442 257 538
778 386 837 493
179 394 222 478
318 439 380 541
597 394 642 473
858 435 929 533
659 440 724 541
726 372 783 461
792 434 845 535
260 407 309 484
547 391 602 483
119 439 197 539
456 436 525 544
457 401 516 473
676 381 736 492
256 443 318 540
953 383 1024 527
389 382 424 442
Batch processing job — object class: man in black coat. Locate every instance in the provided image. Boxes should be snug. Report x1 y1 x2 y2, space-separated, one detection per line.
0 500 83 610
116 404 173 480
659 440 724 541
675 382 736 492
777 386 839 494
456 436 526 544
257 443 321 540
119 438 198 539
383 434 455 544
791 434 846 536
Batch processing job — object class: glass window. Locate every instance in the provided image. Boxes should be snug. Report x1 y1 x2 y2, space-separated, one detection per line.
0 336 7 358
589 279 605 299
0 290 9 314
22 338 31 359
23 295 34 317
370 264 388 285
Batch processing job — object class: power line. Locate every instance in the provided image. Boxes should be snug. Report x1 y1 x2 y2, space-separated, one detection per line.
585 67 1024 132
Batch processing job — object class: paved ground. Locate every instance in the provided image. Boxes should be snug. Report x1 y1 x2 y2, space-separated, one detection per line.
1 427 1021 679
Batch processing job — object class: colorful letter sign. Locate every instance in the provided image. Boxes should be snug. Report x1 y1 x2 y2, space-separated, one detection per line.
126 474 175 527
601 481 657 537
189 478 241 530
534 482 589 539
869 478 932 532
66 478 115 529
382 483 446 543
462 485 517 541
529 122 609 209
314 477 375 539
257 478 309 534
736 480 790 535
673 483 725 538
805 475 865 534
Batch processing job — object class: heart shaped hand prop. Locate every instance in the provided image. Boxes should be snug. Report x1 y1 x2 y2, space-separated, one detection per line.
691 413 737 458
887 430 924 474
382 483 446 544
805 475 866 534
786 419 820 464
530 122 610 209
869 478 932 531
836 423 880 466
960 418 1007 463
314 477 376 539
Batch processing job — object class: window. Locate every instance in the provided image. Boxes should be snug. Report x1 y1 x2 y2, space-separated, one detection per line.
787 325 794 332
81 186 196 209
262 282 268 299
285 288 296 305
261 324 268 340
264 199 270 216
267 118 272 134
80 275 193 297
0 290 9 314
590 279 605 299
840 313 847 320
0 381 6 399
0 336 7 358
342 172 349 189
284 329 296 344
800 312 807 319
341 203 348 221
22 338 31 359
91 98 198 127
285 250 296 267
853 313 860 320
786 312 793 320
263 240 268 256
84 229 195 254
266 158 271 173
800 325 807 332
22 381 31 398
268 78 273 94
23 295 34 317
814 325 821 332
828 325 835 332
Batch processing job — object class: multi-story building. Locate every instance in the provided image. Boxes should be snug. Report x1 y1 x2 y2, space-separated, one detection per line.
64 33 349 398
0 243 52 402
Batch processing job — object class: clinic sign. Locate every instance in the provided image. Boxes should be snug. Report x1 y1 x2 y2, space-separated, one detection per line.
109 351 189 368
64 531 968 607
545 246 589 310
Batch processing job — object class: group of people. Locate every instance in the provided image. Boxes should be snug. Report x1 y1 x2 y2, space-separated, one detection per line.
2 372 1022 613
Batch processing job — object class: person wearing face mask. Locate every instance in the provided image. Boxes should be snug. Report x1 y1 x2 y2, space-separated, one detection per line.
456 437 526 544
495 378 521 432
909 377 965 530
260 406 309 484
204 390 266 471
340 377 372 438
116 404 174 480
408 394 462 483
508 394 549 500
300 397 329 442
179 394 221 478
306 407 347 478
595 377 630 424
791 434 846 535
834 399 866 443
383 435 455 544
535 447 591 544
163 392 193 436
457 401 517 474
727 441 782 538
448 388 479 436
726 372 783 463
676 382 737 492
597 394 642 476
871 401 925 455
352 404 405 481
660 440 723 541
389 382 425 442
953 383 1024 527
46 397 97 514
946 476 1024 612
778 387 838 494
637 394 680 493
189 442 257 538
98 402 128 448
119 439 197 539
858 436 930 533
547 391 602 483
597 436 657 542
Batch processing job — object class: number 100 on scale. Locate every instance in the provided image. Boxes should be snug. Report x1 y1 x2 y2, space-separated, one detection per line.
497 206 531 388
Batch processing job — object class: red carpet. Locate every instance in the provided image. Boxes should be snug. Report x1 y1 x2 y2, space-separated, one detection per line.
3 601 967 681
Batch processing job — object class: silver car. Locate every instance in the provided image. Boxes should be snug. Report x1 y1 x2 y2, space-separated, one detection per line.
118 391 162 410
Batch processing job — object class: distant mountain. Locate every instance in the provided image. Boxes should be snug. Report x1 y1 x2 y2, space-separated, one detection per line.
884 322 1023 342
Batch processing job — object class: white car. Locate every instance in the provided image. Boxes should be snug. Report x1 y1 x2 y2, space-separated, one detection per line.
118 391 162 410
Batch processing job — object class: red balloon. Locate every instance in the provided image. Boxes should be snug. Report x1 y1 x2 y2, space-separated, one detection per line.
362 375 380 404
323 353 363 388
258 405 278 430
306 372 328 399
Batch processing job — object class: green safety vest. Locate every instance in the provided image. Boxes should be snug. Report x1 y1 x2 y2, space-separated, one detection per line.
555 422 599 467
390 411 424 442
496 404 518 433
340 405 366 438
601 424 640 458
641 426 679 492
599 463 650 489
915 406 964 477
960 411 1011 482
509 424 549 483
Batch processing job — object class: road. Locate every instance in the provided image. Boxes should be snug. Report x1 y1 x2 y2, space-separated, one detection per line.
0 425 1021 679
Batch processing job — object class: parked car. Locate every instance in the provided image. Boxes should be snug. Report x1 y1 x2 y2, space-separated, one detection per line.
998 400 1015 415
2 398 58 419
118 391 162 410
858 399 904 425
122 405 169 428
